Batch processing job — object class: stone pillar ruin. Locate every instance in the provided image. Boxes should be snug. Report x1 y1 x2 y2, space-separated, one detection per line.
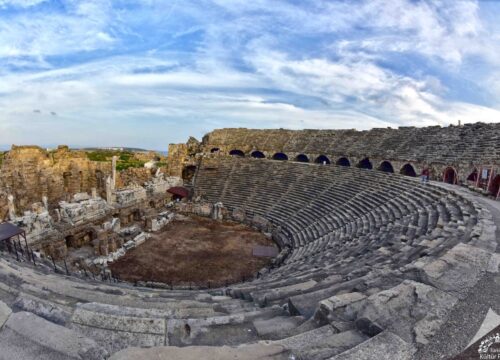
42 196 48 211
106 176 114 205
91 187 97 199
112 156 117 190
212 202 224 221
7 195 16 220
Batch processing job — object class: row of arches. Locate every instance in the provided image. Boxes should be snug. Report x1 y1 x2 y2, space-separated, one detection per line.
226 149 419 177
215 148 500 195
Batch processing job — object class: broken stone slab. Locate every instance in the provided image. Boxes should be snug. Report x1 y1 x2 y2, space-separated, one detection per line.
329 331 416 360
109 343 290 360
71 306 166 335
0 311 108 360
253 316 306 340
13 295 71 325
417 242 491 298
292 330 368 360
272 324 336 350
355 280 457 345
0 300 12 328
315 292 367 324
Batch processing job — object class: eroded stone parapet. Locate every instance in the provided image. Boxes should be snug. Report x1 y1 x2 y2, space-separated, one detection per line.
415 242 492 299
109 343 290 360
354 280 457 345
329 330 416 360
0 311 108 360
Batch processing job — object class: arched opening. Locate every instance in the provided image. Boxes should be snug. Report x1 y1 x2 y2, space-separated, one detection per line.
467 169 478 183
63 172 72 192
95 170 104 189
443 167 457 184
210 147 220 153
378 161 394 173
336 157 350 167
182 165 197 182
400 164 417 177
357 158 373 170
315 155 331 165
229 149 245 157
489 174 500 197
251 151 265 159
149 200 156 209
65 235 76 248
272 153 288 161
295 154 309 163
133 209 142 221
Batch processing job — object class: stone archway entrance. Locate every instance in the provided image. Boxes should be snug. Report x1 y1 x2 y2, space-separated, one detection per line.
490 174 500 198
272 153 288 161
251 151 265 159
378 161 394 173
229 149 245 157
400 164 417 177
295 154 309 163
443 167 457 184
337 157 350 167
467 169 478 183
315 155 330 164
357 158 372 170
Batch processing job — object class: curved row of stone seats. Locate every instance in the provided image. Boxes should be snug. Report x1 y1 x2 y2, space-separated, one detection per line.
194 157 496 355
0 155 496 359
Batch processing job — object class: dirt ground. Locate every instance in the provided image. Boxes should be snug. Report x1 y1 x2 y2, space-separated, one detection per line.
109 215 276 287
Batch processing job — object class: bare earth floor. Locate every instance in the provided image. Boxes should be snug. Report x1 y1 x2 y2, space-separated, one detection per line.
109 215 276 287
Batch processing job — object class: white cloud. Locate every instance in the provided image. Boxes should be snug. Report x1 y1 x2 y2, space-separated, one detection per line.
0 0 499 149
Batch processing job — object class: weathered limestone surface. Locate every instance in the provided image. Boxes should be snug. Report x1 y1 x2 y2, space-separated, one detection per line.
330 331 416 360
355 280 458 345
109 343 290 360
0 145 111 219
0 311 108 360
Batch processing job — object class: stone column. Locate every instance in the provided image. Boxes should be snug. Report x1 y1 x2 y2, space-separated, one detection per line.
42 196 49 211
91 187 97 199
7 195 16 220
106 176 113 205
112 156 117 190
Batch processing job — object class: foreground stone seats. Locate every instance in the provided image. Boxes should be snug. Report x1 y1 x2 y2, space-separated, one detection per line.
0 156 496 359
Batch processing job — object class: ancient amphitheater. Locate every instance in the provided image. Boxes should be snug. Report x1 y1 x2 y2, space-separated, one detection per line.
0 122 499 359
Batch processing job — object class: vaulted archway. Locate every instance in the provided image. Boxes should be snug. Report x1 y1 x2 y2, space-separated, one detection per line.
400 164 417 177
467 169 478 182
295 154 309 163
378 161 394 173
443 167 457 184
336 157 350 167
272 153 288 161
251 151 265 159
489 174 500 198
210 147 220 153
315 155 331 164
229 149 245 157
356 158 372 170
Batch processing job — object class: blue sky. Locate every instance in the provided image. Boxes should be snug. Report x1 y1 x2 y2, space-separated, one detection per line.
1 0 500 150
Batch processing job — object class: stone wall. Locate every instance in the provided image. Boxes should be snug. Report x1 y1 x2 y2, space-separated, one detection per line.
0 145 111 220
191 122 500 184
0 146 168 220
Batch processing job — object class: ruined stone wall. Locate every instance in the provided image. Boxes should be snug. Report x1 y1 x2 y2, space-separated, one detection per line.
166 136 200 177
0 146 166 220
198 123 500 182
116 167 154 188
0 145 112 220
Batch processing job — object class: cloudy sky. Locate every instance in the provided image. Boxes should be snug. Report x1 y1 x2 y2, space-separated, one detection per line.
1 0 500 150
